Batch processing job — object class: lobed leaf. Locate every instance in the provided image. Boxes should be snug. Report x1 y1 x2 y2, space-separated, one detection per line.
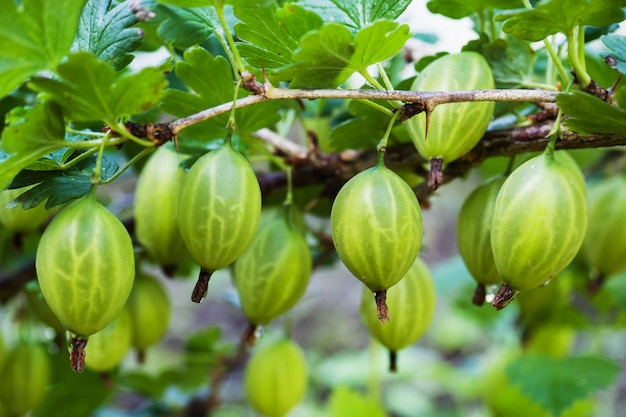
234 2 324 69
155 4 217 48
298 0 411 30
29 52 167 124
0 0 87 98
155 0 214 6
72 0 144 70
8 155 118 209
277 20 410 88
277 23 354 89
507 355 620 417
427 0 523 20
0 102 68 190
499 0 626 42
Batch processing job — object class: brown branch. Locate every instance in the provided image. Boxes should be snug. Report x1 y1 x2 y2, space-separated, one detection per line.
258 121 626 206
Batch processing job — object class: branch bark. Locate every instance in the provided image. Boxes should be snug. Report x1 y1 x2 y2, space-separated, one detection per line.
256 120 626 207
168 85 558 135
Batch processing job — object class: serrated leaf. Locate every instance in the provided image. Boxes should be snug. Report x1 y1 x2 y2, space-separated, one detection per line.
601 34 626 75
29 52 167 125
427 0 522 19
299 0 411 30
9 155 118 209
557 91 626 136
0 102 70 190
155 0 214 6
161 47 280 139
277 21 410 88
351 21 410 69
329 387 389 417
1 102 66 154
499 0 626 42
277 23 354 88
155 4 216 48
156 0 255 6
234 2 324 68
507 355 620 417
0 0 87 98
72 0 144 70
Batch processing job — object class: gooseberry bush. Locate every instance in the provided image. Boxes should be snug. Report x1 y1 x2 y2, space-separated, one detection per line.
3 0 626 416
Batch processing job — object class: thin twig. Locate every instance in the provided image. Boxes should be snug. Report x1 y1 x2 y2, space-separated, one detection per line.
168 86 558 136
250 128 308 158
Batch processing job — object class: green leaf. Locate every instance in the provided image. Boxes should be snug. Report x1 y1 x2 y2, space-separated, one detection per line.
557 91 626 136
0 147 61 191
155 4 217 48
507 355 620 417
351 21 411 70
72 0 144 70
161 47 280 139
1 102 66 154
8 155 117 209
499 0 626 42
277 21 410 88
298 0 412 30
277 23 354 88
29 52 167 124
427 0 523 19
0 102 68 190
329 386 389 417
481 37 536 88
601 34 626 75
155 0 214 6
0 0 87 98
234 2 324 69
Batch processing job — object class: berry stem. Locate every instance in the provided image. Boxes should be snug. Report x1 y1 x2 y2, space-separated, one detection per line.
70 336 88 373
472 283 487 306
374 290 390 323
136 349 146 364
389 350 398 373
428 158 444 190
492 283 519 310
242 322 258 346
191 268 214 303
376 111 402 165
